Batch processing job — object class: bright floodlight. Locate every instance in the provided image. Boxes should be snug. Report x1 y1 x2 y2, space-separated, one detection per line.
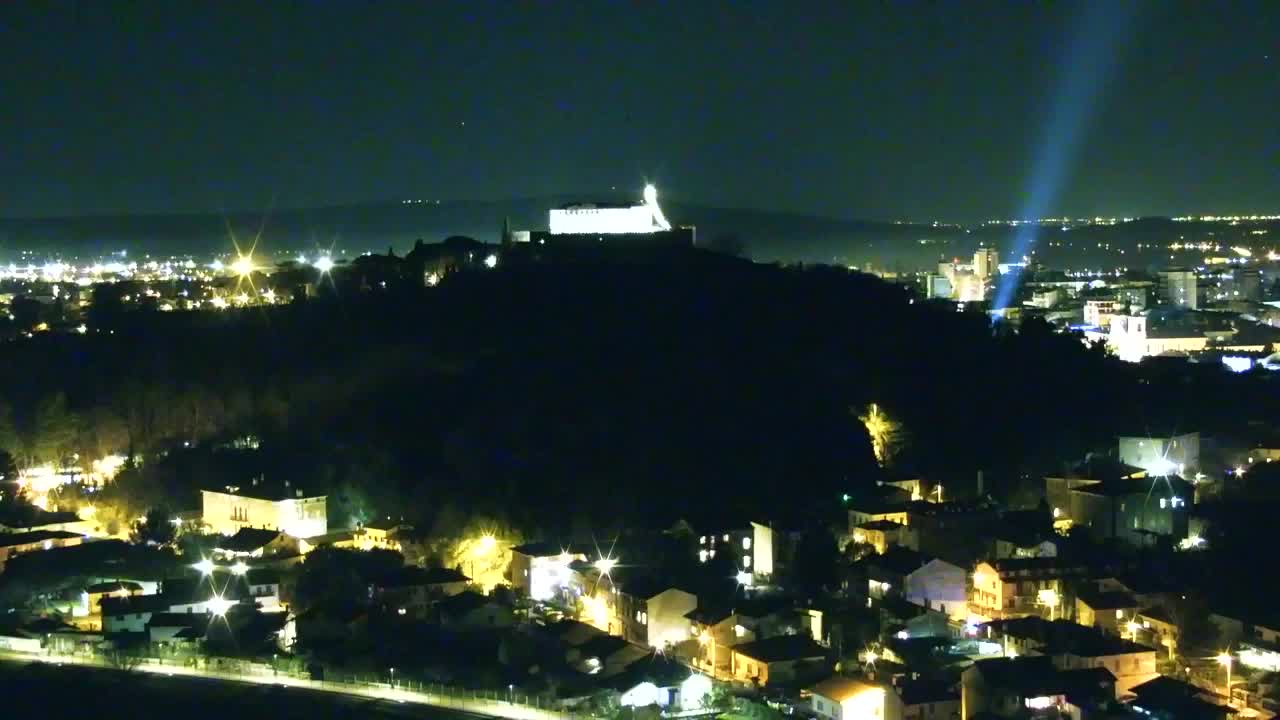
474 534 496 555
483 253 498 269
594 557 617 574
314 256 334 273
643 184 658 206
231 255 255 277
231 561 249 575
193 559 216 575
736 571 753 587
1217 652 1233 667
207 595 235 617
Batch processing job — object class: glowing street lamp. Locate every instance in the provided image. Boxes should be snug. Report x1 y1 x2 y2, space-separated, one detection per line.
207 595 235 616
231 255 255 277
231 561 249 575
1037 588 1060 621
193 559 216 576
594 556 618 574
1218 651 1234 705
484 254 499 269
313 256 334 273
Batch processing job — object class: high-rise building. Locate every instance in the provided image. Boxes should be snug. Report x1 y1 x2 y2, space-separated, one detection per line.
1157 269 1198 309
973 247 999 280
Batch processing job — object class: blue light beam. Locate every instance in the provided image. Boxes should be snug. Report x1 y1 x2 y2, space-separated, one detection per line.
995 2 1142 309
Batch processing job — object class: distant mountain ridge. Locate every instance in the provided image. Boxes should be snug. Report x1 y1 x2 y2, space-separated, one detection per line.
0 197 963 266
2 199 1275 270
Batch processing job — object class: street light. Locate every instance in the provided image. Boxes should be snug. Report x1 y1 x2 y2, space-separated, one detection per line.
1037 588 1060 621
231 561 249 575
193 558 216 575
390 667 396 687
1217 651 1234 706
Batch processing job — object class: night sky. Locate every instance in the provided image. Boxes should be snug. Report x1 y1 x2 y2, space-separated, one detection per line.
1 1 1276 220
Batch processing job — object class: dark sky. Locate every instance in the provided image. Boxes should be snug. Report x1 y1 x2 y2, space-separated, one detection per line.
1 1 1276 220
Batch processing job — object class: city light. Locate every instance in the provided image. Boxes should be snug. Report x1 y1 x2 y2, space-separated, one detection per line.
231 255 255 277
231 561 249 575
314 256 334 273
193 559 216 575
483 254 498 269
207 595 235 616
594 556 617 574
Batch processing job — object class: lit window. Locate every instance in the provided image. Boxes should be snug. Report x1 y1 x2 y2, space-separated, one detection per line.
641 612 648 625
1160 498 1167 509
743 556 752 569
699 536 706 545
742 537 751 551
699 550 708 563
723 534 729 542
1116 609 1124 619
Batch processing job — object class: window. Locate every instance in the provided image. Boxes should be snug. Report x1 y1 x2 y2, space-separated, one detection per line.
723 534 730 542
700 536 706 545
1160 498 1167 509
743 556 752 569
1116 609 1124 619
742 537 751 551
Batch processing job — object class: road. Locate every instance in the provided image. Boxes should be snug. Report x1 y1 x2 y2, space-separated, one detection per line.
0 651 578 720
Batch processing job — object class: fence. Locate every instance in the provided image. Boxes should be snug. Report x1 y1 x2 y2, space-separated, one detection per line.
3 648 583 720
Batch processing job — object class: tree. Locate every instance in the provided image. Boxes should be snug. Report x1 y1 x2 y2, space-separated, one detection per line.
131 506 177 546
858 403 903 466
790 526 841 595
0 403 20 457
1171 596 1218 660
28 392 77 466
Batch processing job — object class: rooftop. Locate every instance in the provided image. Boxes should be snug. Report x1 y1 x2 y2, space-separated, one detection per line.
85 580 142 594
866 546 938 576
203 482 323 502
982 617 1154 657
214 527 283 553
375 566 469 588
731 634 827 663
971 656 1115 698
1076 587 1139 610
0 529 82 548
810 675 880 703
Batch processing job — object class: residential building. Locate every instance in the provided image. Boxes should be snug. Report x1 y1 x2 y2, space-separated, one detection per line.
437 590 515 630
214 528 299 559
0 530 84 571
863 547 966 617
960 656 1115 720
852 520 916 555
1074 587 1140 637
686 606 752 678
1083 299 1118 329
1128 675 1235 720
973 248 999 280
352 519 405 552
1045 458 1192 546
729 634 829 687
83 581 143 615
810 675 896 720
980 617 1159 697
896 678 959 720
615 577 697 649
244 568 284 612
1158 269 1198 309
370 567 469 618
1135 605 1179 660
1118 433 1200 476
201 483 327 538
969 557 1086 620
509 542 586 600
